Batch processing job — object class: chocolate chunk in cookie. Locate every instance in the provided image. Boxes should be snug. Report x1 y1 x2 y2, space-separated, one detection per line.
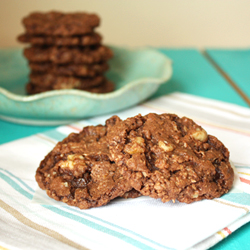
35 124 133 209
121 189 142 199
17 32 102 46
22 11 100 36
24 45 113 64
107 113 234 204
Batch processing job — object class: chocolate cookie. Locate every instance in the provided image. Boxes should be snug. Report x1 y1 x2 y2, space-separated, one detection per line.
85 80 114 94
17 32 102 46
121 189 142 199
35 124 133 209
22 11 100 36
30 73 105 88
29 62 109 77
24 45 113 64
107 113 234 204
27 79 114 94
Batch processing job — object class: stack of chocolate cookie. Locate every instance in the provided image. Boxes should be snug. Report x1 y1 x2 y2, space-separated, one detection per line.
17 11 114 94
35 112 234 209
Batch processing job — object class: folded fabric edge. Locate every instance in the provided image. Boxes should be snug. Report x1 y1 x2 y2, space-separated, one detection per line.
189 212 250 250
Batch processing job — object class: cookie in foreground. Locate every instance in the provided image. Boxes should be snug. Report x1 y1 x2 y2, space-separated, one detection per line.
107 113 234 204
35 112 234 209
35 124 135 209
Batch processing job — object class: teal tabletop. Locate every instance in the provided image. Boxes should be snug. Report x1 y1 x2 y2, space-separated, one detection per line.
0 120 56 144
153 49 248 107
0 48 249 250
206 49 250 104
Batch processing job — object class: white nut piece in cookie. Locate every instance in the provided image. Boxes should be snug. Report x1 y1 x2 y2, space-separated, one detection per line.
158 141 174 152
60 154 84 169
190 128 208 142
192 191 199 199
124 137 145 154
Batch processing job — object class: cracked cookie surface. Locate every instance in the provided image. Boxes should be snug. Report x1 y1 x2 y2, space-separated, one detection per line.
107 113 234 203
36 124 133 209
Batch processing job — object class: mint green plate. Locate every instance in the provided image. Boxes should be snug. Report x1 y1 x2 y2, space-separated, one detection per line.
0 46 172 125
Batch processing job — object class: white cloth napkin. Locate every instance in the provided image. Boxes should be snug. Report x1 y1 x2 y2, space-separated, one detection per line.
0 92 250 250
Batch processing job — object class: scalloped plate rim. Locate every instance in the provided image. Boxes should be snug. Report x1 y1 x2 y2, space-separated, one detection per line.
0 46 173 124
0 75 171 102
0 46 172 102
